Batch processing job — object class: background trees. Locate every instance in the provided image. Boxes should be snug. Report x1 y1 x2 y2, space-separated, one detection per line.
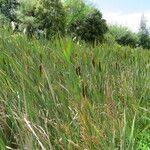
16 0 65 38
0 0 18 21
76 9 108 44
116 32 139 48
139 15 150 49
64 0 108 44
0 0 18 27
109 25 139 48
2 0 150 49
35 0 65 38
16 0 37 36
0 0 108 44
64 0 93 32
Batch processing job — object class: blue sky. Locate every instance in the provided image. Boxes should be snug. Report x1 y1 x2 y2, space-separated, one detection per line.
89 0 150 13
86 0 150 32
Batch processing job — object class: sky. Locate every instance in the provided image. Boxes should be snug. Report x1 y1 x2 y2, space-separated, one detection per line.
87 0 150 32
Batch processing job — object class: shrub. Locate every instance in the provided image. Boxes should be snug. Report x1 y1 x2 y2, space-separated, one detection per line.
68 9 108 44
64 0 108 44
36 0 66 38
0 13 10 27
116 32 139 48
140 34 150 49
109 25 140 48
16 0 37 36
139 15 150 49
64 0 93 31
109 25 129 40
80 9 108 44
16 0 65 38
0 0 18 21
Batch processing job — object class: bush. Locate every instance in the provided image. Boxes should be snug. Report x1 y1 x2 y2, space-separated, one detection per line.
81 10 108 44
16 0 65 38
36 0 66 38
64 0 93 31
140 34 150 49
68 9 108 44
139 15 150 49
0 0 18 21
16 0 37 36
104 32 116 45
109 25 129 40
117 32 139 48
64 0 108 44
109 25 139 48
0 13 10 27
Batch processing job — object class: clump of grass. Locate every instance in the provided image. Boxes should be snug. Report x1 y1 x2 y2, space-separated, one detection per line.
0 29 150 149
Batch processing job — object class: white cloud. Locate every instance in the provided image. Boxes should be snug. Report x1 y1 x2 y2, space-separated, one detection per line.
103 10 150 32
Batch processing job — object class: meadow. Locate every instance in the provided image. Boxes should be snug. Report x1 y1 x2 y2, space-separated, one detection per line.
0 29 150 150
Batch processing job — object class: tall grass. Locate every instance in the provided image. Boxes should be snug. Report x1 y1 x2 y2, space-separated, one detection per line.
0 29 150 149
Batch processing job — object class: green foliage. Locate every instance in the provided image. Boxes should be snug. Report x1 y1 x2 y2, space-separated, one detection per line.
0 12 10 27
64 0 93 28
64 0 108 44
82 10 108 44
16 0 65 38
0 29 150 149
137 130 150 150
16 0 37 36
36 0 66 38
0 0 18 21
139 15 150 49
140 34 150 49
109 25 129 39
1 0 108 42
117 32 139 48
104 32 116 45
109 25 140 48
69 10 108 44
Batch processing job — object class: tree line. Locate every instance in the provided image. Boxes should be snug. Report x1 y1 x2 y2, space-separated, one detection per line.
109 15 150 49
0 0 108 44
0 0 150 49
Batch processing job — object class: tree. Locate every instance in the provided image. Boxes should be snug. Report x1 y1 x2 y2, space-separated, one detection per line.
16 0 37 36
0 11 9 27
64 0 93 32
116 32 139 48
36 0 65 38
79 9 108 44
70 9 108 44
16 0 65 38
109 25 129 40
108 25 140 48
139 15 150 49
65 0 108 44
64 0 108 44
0 0 18 21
